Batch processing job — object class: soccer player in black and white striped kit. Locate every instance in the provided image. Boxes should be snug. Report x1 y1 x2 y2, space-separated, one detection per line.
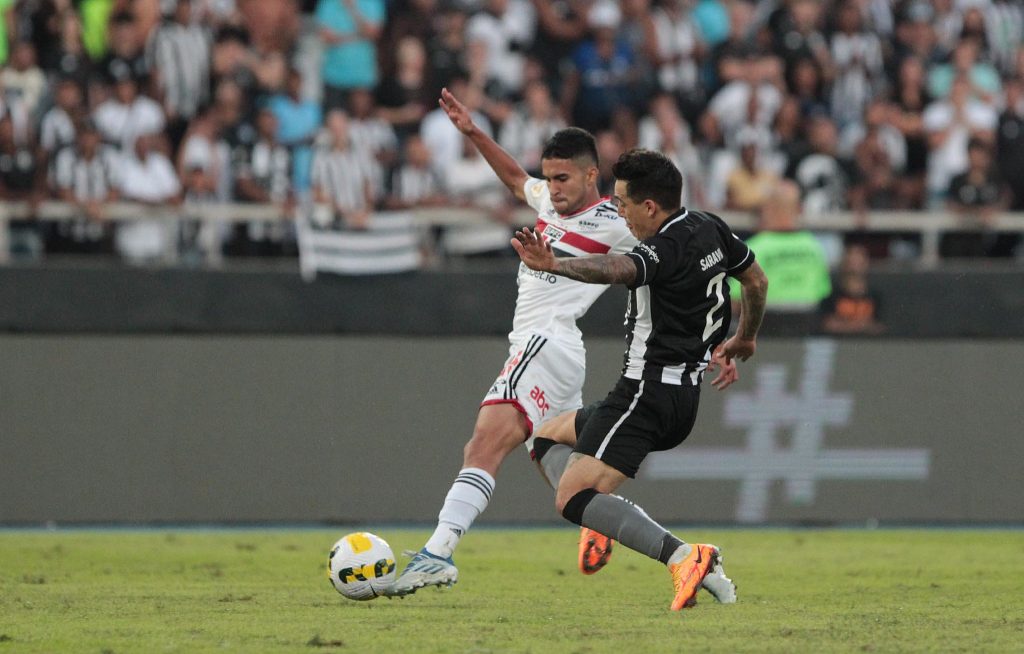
512 149 769 612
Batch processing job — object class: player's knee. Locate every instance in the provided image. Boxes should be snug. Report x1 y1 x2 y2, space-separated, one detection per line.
554 479 584 515
531 436 557 461
558 488 598 525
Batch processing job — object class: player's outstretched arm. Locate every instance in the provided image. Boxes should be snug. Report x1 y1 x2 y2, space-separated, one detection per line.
439 87 529 202
512 228 638 285
719 260 768 363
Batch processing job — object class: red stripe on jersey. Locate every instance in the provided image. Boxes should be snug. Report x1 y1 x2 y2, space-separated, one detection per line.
536 219 612 254
561 196 612 218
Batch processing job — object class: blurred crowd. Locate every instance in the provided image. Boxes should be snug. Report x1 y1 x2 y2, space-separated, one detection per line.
1 0 1023 261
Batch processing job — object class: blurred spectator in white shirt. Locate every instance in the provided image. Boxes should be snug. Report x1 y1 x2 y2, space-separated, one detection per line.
638 92 705 206
498 80 566 175
1 42 46 119
420 77 492 177
702 53 784 148
120 133 181 203
116 132 181 262
464 0 536 98
442 133 515 256
923 74 998 205
93 73 166 154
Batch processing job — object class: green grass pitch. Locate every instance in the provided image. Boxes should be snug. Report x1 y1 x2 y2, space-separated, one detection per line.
1 528 1022 653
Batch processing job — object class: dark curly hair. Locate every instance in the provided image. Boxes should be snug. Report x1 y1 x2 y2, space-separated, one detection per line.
611 149 683 211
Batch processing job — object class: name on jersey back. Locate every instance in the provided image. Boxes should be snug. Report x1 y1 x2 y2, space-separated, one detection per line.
699 248 724 271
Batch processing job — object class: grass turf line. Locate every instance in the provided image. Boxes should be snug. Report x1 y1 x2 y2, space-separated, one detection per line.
1 529 1022 653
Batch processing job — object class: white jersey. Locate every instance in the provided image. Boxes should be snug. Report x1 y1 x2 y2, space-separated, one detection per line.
510 177 638 346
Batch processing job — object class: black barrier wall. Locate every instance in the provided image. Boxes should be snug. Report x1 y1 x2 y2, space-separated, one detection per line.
1 336 1021 524
1 266 1023 337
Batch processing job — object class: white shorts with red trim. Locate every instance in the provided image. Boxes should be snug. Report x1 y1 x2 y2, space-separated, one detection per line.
481 333 585 435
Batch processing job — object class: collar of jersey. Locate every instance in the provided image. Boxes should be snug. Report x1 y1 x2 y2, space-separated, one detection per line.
557 195 612 219
657 208 689 234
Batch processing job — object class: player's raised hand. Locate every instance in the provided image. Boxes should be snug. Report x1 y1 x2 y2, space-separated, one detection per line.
709 344 739 390
511 228 557 273
439 87 475 135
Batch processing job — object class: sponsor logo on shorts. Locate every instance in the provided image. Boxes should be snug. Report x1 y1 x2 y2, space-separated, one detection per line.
530 386 551 417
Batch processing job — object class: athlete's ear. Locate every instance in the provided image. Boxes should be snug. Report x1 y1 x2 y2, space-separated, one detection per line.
587 166 599 186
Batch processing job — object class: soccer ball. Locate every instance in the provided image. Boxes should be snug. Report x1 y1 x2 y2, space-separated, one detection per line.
328 532 397 601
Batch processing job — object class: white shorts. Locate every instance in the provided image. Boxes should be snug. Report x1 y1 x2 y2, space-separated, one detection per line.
481 333 585 434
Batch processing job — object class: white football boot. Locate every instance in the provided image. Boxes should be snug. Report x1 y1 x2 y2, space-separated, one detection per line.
385 548 458 597
700 548 737 604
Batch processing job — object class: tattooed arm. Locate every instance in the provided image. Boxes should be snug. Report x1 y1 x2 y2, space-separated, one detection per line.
511 228 638 285
716 260 768 363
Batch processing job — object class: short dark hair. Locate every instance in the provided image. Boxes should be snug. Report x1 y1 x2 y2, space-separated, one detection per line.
541 127 598 167
611 149 682 211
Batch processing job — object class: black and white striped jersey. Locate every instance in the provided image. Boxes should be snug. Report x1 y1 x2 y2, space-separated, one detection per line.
146 21 210 120
622 208 754 386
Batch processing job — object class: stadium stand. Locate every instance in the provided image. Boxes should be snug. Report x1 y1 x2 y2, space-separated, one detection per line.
0 0 1021 272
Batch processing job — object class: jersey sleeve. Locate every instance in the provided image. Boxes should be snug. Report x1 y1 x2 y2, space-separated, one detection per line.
626 234 684 289
724 231 755 277
522 177 550 213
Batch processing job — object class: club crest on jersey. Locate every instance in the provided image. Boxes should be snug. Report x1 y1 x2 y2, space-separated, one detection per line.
542 224 566 242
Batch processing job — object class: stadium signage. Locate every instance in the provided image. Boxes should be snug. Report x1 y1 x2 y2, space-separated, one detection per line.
642 340 932 522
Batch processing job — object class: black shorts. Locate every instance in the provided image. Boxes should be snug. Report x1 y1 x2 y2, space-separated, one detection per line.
575 377 700 478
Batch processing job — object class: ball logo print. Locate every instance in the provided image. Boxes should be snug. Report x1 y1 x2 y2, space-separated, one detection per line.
328 532 397 600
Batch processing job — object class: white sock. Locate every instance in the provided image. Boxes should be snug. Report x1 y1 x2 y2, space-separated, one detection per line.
424 467 495 558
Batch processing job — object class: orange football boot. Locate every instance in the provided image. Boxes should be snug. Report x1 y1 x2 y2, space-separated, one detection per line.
668 544 719 611
578 527 614 575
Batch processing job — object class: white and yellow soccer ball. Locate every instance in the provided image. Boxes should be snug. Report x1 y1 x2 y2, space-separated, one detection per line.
328 532 397 600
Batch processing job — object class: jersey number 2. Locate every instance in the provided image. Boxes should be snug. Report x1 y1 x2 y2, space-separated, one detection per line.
702 272 726 341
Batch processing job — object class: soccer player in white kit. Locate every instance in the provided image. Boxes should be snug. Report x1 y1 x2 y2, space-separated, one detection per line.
388 88 637 596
